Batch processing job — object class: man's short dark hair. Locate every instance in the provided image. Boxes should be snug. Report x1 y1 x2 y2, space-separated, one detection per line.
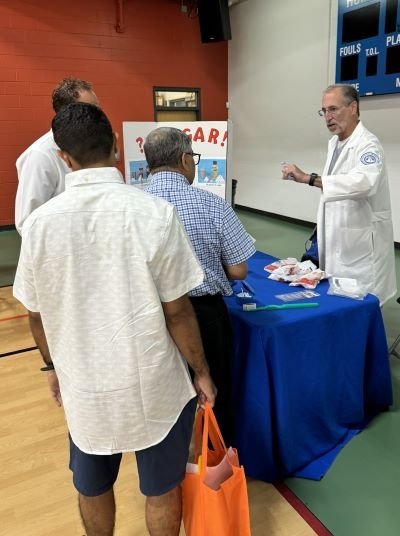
144 127 192 171
52 103 113 166
52 77 93 113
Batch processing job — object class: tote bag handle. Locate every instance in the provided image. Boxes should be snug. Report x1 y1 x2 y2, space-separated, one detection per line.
199 402 228 479
194 403 225 462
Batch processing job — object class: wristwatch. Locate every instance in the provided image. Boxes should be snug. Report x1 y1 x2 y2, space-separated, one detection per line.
309 173 318 186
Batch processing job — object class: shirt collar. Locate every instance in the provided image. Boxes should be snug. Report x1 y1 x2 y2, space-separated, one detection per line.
151 170 190 186
65 167 125 189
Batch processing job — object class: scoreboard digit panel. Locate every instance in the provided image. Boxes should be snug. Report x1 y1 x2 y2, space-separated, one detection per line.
336 0 400 96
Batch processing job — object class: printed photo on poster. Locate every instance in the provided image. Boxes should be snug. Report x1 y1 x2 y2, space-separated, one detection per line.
128 160 151 188
197 159 226 185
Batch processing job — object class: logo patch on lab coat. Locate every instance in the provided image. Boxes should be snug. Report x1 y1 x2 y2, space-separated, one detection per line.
360 152 379 165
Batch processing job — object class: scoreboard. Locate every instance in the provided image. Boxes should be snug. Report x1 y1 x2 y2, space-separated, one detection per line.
336 0 400 96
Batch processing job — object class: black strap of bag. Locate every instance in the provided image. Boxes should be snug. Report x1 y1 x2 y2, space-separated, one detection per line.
301 226 319 268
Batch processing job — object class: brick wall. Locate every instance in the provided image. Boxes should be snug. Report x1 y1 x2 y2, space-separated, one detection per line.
0 0 228 226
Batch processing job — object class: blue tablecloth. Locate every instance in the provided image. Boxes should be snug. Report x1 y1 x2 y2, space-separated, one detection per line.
225 251 392 482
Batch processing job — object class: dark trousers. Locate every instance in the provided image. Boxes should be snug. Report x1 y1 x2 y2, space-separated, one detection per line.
189 294 233 445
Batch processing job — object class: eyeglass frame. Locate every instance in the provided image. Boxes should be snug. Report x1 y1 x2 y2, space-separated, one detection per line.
185 151 201 165
317 101 355 117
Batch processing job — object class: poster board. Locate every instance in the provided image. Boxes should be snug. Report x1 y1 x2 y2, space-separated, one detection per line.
122 121 229 202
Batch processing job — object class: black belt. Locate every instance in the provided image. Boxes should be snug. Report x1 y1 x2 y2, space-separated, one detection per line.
189 294 224 304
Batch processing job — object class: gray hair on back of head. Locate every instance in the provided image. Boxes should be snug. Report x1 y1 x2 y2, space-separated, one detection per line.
144 127 192 171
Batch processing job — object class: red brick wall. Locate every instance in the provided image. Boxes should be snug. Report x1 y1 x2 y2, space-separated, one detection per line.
0 0 228 226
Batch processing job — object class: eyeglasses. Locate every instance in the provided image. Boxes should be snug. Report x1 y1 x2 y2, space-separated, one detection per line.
318 106 344 117
317 103 353 117
185 152 201 165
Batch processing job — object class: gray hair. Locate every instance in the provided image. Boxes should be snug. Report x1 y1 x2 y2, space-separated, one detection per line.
144 127 192 171
324 84 360 116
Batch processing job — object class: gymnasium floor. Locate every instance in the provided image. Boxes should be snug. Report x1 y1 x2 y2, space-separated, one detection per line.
0 218 320 536
1 207 400 535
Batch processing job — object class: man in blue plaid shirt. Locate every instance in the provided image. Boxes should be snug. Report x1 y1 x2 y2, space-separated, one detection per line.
145 127 255 443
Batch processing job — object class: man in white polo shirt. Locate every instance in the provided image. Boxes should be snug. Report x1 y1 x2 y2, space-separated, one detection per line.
13 102 216 536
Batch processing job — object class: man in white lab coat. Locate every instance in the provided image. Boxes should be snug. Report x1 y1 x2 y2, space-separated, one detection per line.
281 84 396 306
15 77 99 234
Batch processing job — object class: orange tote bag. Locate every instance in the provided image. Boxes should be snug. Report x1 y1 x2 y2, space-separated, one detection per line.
182 403 251 536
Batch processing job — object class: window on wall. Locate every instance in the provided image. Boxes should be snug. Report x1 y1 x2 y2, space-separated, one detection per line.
153 88 200 122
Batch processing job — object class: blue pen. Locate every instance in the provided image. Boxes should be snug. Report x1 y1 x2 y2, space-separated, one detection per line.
242 280 255 294
243 302 319 311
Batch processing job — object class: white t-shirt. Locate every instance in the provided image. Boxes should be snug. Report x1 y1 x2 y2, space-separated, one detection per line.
13 167 204 454
15 130 69 234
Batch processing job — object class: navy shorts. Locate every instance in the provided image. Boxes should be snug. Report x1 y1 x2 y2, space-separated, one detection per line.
69 398 197 497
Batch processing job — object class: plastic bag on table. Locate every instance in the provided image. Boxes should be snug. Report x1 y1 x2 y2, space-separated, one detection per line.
289 269 325 290
264 258 298 273
267 260 317 282
327 277 368 300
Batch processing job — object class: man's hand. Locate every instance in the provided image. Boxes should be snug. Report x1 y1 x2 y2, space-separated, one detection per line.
281 163 309 183
46 370 62 407
193 371 217 409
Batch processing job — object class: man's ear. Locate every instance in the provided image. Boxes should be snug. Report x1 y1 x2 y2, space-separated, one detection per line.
57 150 74 169
181 152 190 172
113 132 120 161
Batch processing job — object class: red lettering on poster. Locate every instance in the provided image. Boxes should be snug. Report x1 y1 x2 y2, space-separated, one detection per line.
208 128 220 144
136 137 144 153
193 127 205 143
221 130 228 147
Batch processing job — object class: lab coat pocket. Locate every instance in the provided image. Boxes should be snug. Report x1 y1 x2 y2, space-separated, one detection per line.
338 227 373 267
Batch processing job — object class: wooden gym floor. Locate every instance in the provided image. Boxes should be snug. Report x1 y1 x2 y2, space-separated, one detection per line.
0 285 322 535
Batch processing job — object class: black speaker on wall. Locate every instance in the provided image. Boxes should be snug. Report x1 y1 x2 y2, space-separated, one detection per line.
198 0 232 43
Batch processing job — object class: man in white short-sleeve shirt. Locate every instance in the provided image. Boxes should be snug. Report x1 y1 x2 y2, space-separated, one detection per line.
13 103 216 536
15 77 99 234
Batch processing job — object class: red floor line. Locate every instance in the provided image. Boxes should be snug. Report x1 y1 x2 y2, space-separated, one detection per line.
0 313 28 323
274 482 333 536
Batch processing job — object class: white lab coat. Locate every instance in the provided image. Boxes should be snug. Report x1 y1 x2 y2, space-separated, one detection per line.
318 121 397 305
